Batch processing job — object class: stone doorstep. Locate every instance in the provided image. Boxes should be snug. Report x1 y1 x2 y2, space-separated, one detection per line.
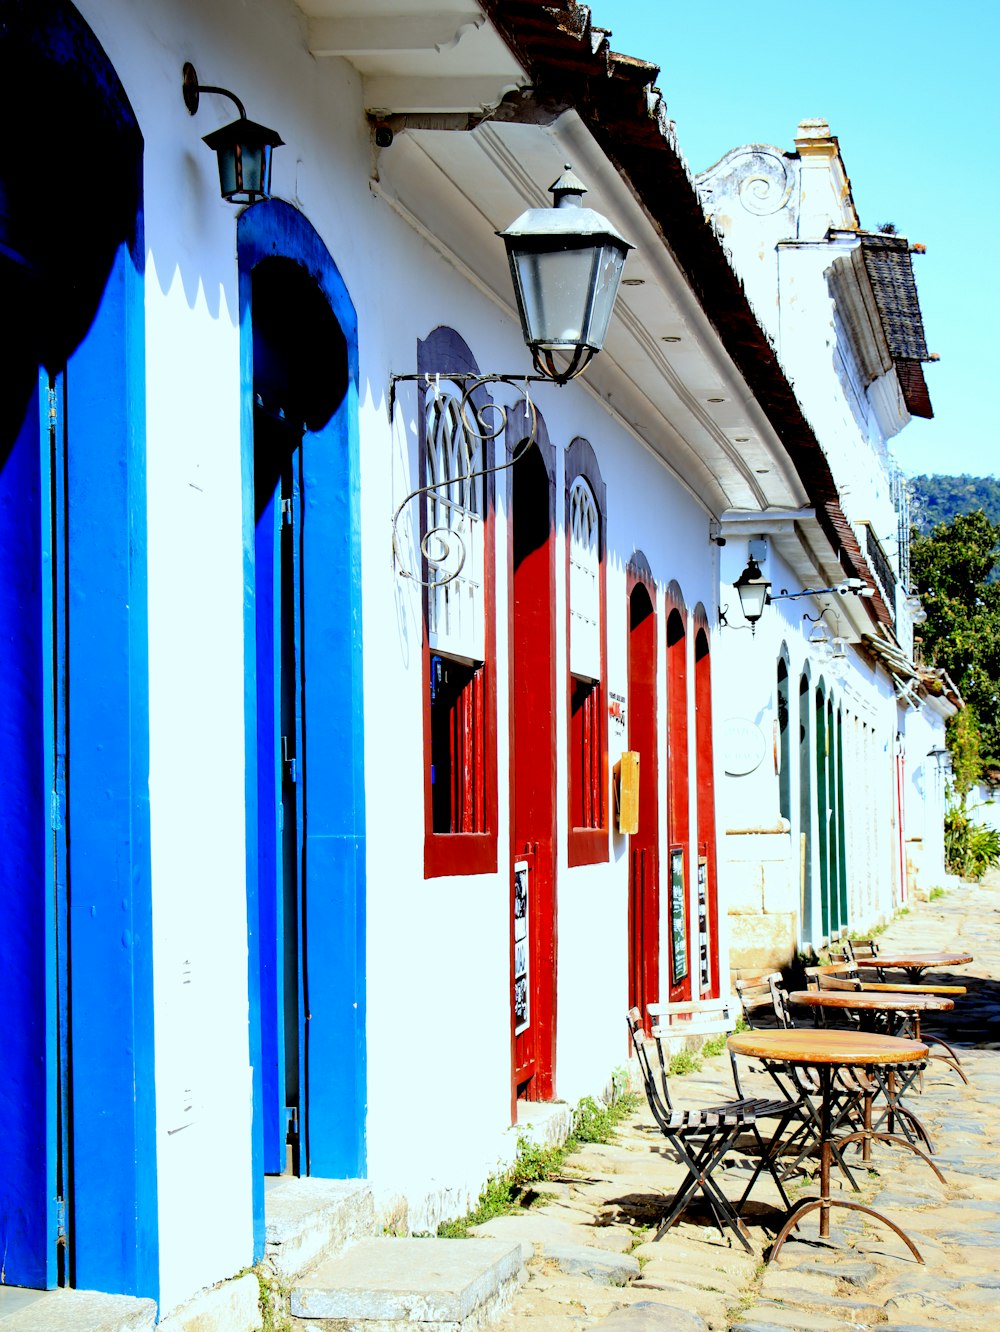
290 1238 524 1325
0 1287 157 1331
265 1177 376 1280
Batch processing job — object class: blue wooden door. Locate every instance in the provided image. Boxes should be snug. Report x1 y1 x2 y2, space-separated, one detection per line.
254 415 306 1174
0 372 58 1287
240 208 367 1258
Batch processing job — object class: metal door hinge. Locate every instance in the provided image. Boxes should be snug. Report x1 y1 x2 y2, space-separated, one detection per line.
281 497 293 526
47 388 58 424
282 735 297 784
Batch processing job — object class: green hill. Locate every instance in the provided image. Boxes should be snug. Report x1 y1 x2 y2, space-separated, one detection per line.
908 474 1000 535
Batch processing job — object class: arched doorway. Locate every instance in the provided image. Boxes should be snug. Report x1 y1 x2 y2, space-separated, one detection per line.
627 563 658 1021
798 670 813 946
815 682 831 938
238 205 366 1240
694 620 719 997
666 599 691 1001
510 431 557 1103
0 0 154 1297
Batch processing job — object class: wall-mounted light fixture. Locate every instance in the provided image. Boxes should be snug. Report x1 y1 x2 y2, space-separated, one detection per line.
390 165 632 586
732 557 771 635
183 62 283 204
498 165 634 385
733 555 876 636
803 607 848 661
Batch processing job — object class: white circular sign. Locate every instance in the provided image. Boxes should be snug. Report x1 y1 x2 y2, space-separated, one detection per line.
721 717 767 776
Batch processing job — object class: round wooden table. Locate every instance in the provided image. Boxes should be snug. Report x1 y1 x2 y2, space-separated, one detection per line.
789 989 953 1027
790 988 964 1134
728 1028 930 1263
863 951 973 983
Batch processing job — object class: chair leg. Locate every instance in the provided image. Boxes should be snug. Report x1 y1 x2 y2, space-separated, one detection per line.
738 1112 795 1212
656 1125 754 1253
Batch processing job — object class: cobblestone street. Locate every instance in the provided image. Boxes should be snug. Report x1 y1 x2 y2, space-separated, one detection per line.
482 877 1000 1331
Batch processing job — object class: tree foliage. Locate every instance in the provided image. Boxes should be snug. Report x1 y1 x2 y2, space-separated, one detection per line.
910 509 1000 767
946 704 981 798
909 473 1000 543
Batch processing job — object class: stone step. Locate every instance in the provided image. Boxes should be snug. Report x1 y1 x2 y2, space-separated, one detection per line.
265 1177 376 1279
0 1287 156 1331
290 1237 524 1329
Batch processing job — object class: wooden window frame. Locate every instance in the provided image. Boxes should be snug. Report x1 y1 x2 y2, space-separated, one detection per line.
565 438 608 867
419 328 497 878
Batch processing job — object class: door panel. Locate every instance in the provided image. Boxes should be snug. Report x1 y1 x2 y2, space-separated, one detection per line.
254 414 304 1173
0 374 58 1288
511 446 556 1102
627 582 658 1023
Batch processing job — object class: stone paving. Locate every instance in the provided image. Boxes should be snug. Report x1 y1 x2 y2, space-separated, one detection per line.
483 875 1000 1331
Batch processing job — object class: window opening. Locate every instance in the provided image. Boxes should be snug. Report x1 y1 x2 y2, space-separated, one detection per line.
568 475 604 837
421 372 493 851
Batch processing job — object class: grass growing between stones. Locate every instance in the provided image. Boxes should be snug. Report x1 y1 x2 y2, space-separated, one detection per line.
437 1090 641 1237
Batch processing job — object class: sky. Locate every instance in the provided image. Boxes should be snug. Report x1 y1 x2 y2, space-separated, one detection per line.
593 0 999 479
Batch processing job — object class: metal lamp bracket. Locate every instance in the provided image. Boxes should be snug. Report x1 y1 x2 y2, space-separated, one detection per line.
389 371 549 590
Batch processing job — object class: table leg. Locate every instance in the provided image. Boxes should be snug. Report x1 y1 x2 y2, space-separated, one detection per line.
819 1067 831 1238
767 1063 926 1265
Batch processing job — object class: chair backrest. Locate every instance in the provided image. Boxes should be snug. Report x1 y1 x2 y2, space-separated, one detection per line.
817 972 863 992
648 998 737 1042
734 973 786 1029
804 962 857 991
828 938 856 964
627 1007 674 1128
850 938 880 960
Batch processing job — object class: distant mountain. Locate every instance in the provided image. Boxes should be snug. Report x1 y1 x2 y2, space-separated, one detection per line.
908 474 1000 535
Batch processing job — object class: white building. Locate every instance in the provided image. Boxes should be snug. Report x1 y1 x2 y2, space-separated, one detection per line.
0 6 955 1324
698 120 953 968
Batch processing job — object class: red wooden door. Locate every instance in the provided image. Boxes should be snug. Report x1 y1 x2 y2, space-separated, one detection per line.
667 606 692 1001
511 445 556 1102
694 628 720 996
627 581 659 1022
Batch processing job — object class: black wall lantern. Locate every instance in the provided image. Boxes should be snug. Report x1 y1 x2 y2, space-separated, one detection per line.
183 63 283 204
498 165 633 384
390 163 633 585
733 557 772 634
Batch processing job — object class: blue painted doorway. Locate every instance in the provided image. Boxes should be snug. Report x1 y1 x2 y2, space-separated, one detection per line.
238 204 367 1252
0 0 156 1299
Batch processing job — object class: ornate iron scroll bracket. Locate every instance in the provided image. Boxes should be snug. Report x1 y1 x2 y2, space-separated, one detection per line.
389 372 547 590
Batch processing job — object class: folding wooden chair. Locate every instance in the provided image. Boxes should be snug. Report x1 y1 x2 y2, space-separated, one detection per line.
627 1003 795 1250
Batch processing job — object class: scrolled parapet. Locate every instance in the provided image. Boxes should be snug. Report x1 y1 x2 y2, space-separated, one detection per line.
696 146 795 220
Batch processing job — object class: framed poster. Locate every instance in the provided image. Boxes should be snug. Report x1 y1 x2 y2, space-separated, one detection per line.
513 860 530 1035
670 846 688 985
698 855 710 991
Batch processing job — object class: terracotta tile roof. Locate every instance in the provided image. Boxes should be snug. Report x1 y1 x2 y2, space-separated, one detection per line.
481 0 894 629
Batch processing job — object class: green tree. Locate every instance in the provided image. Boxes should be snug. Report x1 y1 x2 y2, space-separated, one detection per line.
911 510 1000 768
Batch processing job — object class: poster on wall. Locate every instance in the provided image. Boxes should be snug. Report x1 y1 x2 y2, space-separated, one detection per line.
670 847 688 985
698 855 710 992
513 860 530 1035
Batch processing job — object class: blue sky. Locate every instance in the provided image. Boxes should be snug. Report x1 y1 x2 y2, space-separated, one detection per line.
594 0 998 479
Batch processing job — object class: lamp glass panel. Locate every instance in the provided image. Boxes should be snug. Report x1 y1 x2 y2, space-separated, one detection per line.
216 144 239 200
217 141 270 201
737 580 769 622
581 243 628 347
512 245 596 348
239 143 269 197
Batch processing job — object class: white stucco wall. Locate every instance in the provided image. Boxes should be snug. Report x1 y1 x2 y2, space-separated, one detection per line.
716 536 905 965
73 0 733 1311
